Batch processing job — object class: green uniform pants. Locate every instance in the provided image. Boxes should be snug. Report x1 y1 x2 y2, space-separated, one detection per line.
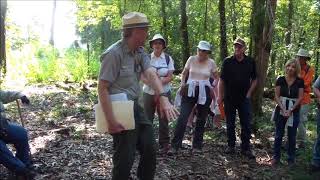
112 124 156 180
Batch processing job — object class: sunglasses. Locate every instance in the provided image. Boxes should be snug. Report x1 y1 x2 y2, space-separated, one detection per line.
199 49 209 53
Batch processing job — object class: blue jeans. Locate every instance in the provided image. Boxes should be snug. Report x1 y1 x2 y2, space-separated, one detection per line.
224 98 252 151
0 122 31 175
273 111 299 163
171 87 211 149
312 109 320 167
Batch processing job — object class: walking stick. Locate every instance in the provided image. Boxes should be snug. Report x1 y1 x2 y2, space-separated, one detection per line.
16 100 25 127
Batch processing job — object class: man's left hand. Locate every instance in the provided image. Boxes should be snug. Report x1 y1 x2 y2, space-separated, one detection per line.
159 96 179 120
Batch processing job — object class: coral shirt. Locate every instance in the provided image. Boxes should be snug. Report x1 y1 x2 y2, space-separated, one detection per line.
300 64 315 105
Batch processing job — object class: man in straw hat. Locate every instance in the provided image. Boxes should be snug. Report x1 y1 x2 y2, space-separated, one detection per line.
218 37 257 159
98 12 178 180
296 48 314 149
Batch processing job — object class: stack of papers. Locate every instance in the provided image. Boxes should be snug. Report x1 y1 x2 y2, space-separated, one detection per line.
94 93 135 133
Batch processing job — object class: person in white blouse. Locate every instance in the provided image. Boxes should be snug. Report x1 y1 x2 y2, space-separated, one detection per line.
170 41 218 154
141 34 175 154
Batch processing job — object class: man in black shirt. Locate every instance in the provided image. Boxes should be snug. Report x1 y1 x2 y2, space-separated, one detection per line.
217 38 257 159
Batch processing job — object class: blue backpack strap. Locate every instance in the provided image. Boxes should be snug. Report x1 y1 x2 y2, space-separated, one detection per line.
164 53 170 66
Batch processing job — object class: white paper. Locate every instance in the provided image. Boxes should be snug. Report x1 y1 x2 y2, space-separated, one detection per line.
109 93 128 101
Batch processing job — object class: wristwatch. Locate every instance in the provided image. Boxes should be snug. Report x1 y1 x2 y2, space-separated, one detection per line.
159 92 167 97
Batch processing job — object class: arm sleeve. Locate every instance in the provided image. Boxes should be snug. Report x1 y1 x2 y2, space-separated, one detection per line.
0 90 24 104
304 67 315 88
99 51 120 83
313 76 320 89
298 79 305 89
141 52 151 72
184 56 192 70
251 60 257 80
211 59 218 73
220 59 227 80
275 77 282 86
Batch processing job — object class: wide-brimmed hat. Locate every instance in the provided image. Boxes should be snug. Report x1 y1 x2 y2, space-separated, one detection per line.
122 12 150 29
233 37 246 47
197 41 212 52
296 48 311 60
149 34 166 49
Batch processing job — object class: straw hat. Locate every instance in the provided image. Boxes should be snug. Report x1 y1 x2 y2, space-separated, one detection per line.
122 12 150 29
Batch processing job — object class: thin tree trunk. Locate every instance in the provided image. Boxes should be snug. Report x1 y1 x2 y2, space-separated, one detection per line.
87 43 90 67
180 0 190 65
203 0 208 39
285 0 293 46
0 0 7 76
230 0 237 40
49 0 57 46
160 0 168 40
252 0 277 118
118 0 127 16
219 0 228 60
315 18 320 78
101 21 107 51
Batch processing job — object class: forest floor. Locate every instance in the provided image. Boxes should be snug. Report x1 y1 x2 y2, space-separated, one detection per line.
1 83 320 180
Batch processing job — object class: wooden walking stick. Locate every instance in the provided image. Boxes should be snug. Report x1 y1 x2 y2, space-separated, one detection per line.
16 99 25 127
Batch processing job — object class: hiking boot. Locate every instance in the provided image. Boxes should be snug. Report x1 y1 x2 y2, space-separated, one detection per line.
225 146 235 154
310 164 320 172
241 149 256 159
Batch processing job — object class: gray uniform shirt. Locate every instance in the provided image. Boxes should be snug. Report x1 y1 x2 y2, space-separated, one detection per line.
99 40 151 101
314 76 320 89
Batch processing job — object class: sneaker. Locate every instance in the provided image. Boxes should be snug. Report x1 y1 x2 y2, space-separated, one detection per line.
241 149 256 159
225 146 235 154
288 161 296 168
167 147 179 156
192 148 203 154
159 144 170 155
298 142 305 149
186 126 193 135
270 159 280 167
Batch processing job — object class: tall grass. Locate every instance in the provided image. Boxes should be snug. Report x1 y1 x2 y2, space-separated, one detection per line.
5 43 101 86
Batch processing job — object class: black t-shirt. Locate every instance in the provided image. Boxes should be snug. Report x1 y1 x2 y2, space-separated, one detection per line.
275 76 304 99
220 55 257 104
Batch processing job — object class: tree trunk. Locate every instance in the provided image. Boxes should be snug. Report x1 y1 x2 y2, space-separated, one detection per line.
285 0 293 46
252 0 277 118
315 17 320 78
49 0 57 46
160 0 168 40
230 0 237 40
203 0 208 39
219 0 228 60
180 0 190 65
0 0 7 76
101 21 107 51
